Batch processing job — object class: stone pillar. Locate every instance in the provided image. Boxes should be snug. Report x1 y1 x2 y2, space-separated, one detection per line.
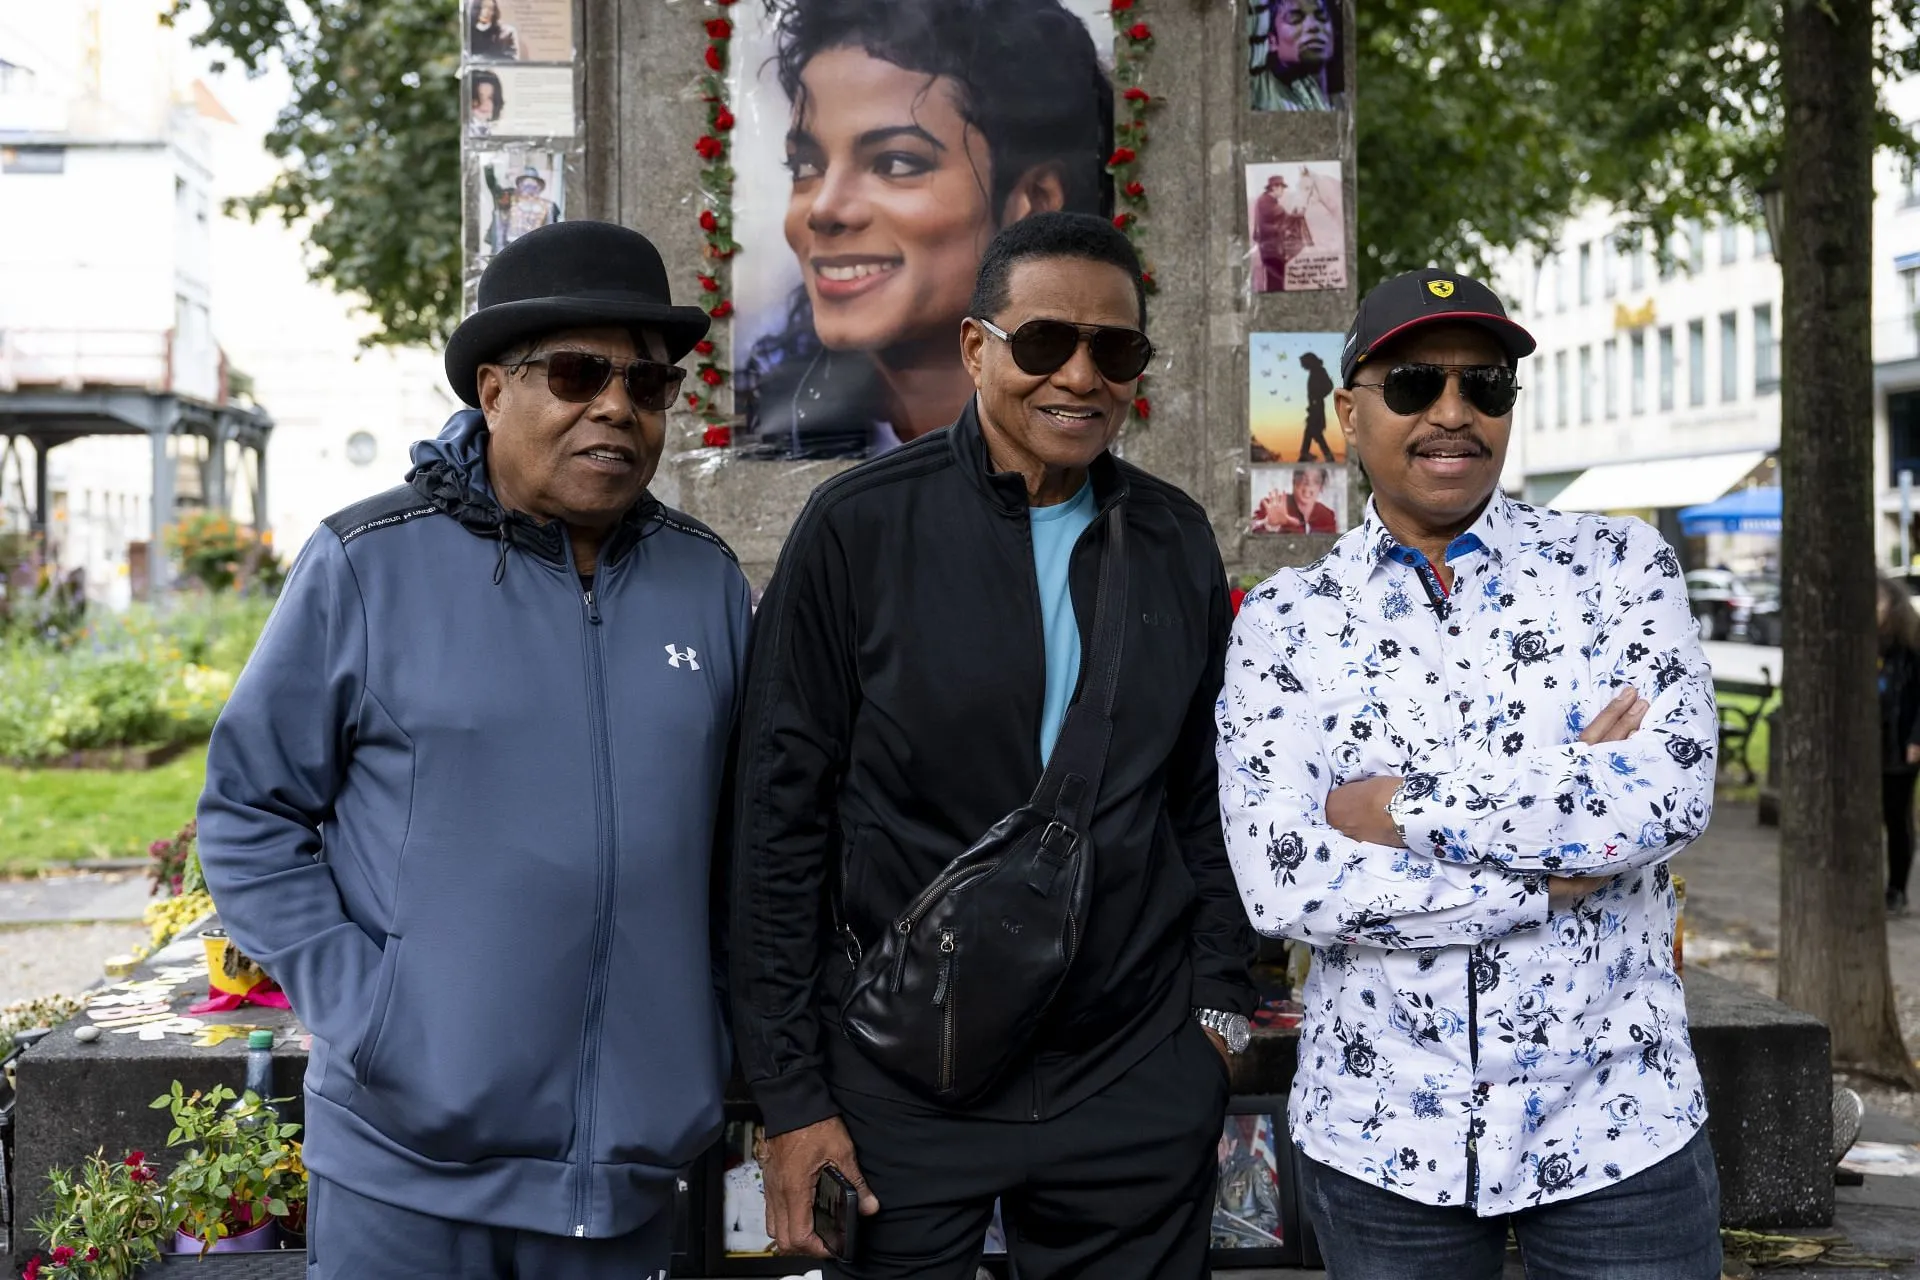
30 433 49 543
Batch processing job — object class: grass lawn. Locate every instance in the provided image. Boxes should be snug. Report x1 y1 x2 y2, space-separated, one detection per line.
0 744 206 873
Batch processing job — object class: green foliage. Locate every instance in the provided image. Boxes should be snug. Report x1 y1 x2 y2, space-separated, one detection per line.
1355 0 1920 290
164 512 284 595
30 1149 177 1279
154 1082 306 1253
0 533 89 648
0 596 268 763
167 0 461 346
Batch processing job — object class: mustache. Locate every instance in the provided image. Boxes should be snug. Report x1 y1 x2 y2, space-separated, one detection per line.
1406 432 1493 457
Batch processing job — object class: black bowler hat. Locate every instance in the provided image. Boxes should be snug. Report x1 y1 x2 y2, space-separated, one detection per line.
445 220 712 407
1340 268 1536 387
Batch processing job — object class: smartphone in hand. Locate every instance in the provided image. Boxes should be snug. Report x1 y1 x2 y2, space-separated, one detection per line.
813 1162 862 1262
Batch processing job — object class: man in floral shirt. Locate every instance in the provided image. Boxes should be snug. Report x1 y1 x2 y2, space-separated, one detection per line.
1218 269 1722 1277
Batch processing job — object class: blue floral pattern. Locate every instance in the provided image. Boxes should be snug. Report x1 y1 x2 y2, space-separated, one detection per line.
1216 493 1714 1214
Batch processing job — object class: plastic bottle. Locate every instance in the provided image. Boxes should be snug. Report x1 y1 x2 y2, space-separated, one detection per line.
244 1029 275 1114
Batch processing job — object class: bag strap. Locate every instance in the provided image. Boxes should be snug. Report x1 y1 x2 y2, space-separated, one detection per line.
1030 503 1128 832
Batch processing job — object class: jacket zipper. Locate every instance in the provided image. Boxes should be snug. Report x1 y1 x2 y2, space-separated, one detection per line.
933 928 958 1093
570 573 617 1235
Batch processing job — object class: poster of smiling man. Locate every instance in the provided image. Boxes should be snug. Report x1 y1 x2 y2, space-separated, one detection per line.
729 0 1116 460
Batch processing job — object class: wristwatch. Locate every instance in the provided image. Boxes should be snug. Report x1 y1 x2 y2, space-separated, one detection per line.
1194 1008 1252 1054
1385 780 1411 848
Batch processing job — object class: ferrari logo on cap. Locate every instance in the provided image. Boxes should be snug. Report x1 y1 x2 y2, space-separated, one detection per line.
1427 279 1456 299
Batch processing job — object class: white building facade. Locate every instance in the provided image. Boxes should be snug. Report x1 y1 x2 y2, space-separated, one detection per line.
1501 75 1920 573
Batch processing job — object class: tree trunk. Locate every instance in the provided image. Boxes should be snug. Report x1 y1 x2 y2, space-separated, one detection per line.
1777 0 1917 1084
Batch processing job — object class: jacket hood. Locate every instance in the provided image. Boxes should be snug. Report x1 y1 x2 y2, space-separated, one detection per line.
405 408 659 575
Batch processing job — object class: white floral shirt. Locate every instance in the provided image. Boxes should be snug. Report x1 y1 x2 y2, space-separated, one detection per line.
1217 493 1715 1215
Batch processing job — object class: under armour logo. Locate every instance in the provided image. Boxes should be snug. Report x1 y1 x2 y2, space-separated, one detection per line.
665 644 700 670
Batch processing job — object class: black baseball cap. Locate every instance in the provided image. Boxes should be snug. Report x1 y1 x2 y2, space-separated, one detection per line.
1340 268 1537 387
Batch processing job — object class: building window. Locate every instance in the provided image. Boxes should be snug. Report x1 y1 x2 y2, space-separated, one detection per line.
1686 220 1706 273
1719 221 1739 265
1904 266 1920 344
1631 238 1647 290
1659 327 1676 411
1755 219 1773 259
1719 312 1739 402
1903 149 1920 208
1578 242 1592 306
1553 253 1566 312
1688 319 1707 406
1602 240 1617 298
1603 338 1619 419
1579 345 1594 423
1892 390 1920 481
1556 350 1569 427
1533 361 1547 431
1754 303 1778 394
1630 331 1647 414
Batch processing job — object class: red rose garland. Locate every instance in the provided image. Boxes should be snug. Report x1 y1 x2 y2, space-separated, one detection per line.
1108 3 1160 422
690 0 1158 445
693 0 740 447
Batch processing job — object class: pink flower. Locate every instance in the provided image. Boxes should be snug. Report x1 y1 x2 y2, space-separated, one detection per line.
24 1257 42 1280
50 1248 75 1266
85 1249 100 1263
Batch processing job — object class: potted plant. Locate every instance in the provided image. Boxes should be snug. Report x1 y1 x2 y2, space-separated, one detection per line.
153 1082 303 1254
26 1149 177 1278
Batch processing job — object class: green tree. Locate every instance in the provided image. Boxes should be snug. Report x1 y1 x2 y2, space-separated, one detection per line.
168 0 461 346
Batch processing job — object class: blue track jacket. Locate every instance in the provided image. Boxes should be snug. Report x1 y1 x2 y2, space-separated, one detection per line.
198 411 751 1237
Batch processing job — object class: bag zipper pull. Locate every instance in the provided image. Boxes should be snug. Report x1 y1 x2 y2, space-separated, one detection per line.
932 929 956 1005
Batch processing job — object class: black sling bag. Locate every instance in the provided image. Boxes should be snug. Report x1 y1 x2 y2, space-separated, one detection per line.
837 504 1127 1104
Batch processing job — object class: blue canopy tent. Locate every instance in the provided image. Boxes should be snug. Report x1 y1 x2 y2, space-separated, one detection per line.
1678 486 1782 536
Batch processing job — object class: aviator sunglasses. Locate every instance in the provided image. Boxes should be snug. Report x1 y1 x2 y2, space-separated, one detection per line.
507 350 688 412
977 318 1155 384
1353 362 1521 418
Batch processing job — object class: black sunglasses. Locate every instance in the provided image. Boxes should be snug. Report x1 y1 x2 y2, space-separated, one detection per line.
977 318 1154 384
1353 363 1521 418
508 350 687 412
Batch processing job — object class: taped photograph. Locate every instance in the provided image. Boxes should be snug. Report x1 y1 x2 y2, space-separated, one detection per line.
464 0 575 63
1246 161 1346 294
475 152 564 260
1250 464 1348 536
1250 331 1345 464
467 66 575 140
1247 0 1345 112
729 0 1117 460
1214 1112 1286 1248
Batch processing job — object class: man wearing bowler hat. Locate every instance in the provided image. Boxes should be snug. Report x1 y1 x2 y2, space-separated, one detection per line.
200 221 751 1278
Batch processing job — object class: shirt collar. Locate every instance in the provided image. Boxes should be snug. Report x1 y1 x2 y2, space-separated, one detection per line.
1352 489 1521 577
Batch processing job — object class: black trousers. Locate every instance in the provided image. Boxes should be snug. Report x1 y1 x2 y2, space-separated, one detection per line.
1885 769 1918 895
829 1019 1228 1280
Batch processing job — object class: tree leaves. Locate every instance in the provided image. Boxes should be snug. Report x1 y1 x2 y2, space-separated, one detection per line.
170 0 461 346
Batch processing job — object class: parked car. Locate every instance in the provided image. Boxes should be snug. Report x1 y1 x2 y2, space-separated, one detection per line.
1742 575 1781 647
1684 569 1759 642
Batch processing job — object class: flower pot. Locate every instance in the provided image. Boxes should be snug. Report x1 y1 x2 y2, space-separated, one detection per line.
173 1216 279 1254
201 929 268 997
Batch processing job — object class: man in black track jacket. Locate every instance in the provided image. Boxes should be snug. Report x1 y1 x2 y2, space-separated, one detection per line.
730 212 1256 1280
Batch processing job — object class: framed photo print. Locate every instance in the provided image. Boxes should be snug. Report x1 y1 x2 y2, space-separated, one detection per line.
1208 1094 1304 1267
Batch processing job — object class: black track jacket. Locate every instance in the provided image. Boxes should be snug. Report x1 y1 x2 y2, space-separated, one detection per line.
731 402 1256 1136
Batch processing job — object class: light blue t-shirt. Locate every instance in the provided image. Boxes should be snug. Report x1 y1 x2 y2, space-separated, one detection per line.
1030 481 1098 760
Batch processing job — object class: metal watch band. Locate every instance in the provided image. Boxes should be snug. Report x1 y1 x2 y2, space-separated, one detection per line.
1194 1007 1251 1053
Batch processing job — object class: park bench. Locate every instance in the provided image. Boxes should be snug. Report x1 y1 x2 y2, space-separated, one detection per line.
1715 665 1776 788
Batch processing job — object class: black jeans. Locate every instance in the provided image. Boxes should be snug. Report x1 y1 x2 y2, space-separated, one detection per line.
1884 769 1918 895
827 1019 1228 1280
1298 1128 1722 1280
